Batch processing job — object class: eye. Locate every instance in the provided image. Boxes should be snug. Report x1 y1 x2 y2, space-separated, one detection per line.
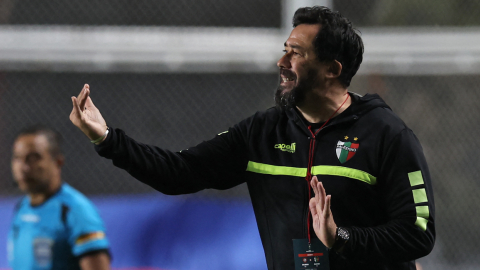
26 153 41 163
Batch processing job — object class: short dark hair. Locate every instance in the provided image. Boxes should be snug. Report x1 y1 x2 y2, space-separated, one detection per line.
15 125 63 158
293 6 364 87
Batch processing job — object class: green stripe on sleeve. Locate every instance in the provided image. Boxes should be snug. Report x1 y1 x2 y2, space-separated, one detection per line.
311 165 377 185
416 206 429 218
246 161 307 177
409 171 430 231
412 188 428 204
415 217 428 231
408 171 424 186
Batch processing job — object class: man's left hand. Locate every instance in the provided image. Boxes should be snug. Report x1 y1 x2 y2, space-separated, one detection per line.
309 176 337 248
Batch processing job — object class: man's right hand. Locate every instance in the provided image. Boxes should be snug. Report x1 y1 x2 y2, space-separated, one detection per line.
70 84 108 143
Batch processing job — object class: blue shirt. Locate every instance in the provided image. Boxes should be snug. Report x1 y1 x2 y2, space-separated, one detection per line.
8 183 110 270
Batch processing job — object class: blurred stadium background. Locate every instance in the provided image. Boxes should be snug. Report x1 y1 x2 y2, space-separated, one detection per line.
0 0 479 269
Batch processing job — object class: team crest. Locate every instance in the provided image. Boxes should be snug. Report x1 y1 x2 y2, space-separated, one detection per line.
336 137 359 163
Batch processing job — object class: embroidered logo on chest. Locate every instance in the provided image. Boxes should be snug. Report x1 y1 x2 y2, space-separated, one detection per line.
336 136 359 163
274 142 296 153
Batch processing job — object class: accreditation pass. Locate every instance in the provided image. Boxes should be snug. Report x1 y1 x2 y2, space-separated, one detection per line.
293 238 330 270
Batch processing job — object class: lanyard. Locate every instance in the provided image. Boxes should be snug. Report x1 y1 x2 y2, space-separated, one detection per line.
305 93 350 244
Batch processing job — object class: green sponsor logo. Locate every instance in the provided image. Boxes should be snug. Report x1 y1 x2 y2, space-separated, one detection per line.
274 143 296 153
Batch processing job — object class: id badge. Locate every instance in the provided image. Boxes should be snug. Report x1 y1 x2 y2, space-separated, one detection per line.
293 238 330 270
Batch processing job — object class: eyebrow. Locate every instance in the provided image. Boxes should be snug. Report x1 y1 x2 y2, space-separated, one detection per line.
284 42 303 50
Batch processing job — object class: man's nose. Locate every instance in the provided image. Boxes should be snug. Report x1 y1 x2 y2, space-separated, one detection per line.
277 53 291 69
20 162 32 173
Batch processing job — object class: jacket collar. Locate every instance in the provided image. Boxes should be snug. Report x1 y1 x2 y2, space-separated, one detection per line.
283 92 391 133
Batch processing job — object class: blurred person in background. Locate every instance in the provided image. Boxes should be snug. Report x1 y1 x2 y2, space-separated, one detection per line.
69 6 434 270
8 125 111 270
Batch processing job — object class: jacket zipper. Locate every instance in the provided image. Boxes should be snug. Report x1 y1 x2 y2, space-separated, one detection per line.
300 94 352 243
303 116 359 242
305 125 317 243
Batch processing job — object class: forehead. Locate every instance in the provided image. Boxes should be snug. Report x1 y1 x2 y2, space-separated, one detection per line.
285 24 321 48
13 134 50 154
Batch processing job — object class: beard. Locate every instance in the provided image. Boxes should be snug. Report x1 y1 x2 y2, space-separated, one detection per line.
274 69 317 110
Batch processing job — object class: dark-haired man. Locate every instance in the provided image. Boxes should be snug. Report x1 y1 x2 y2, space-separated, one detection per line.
8 125 111 270
69 6 434 270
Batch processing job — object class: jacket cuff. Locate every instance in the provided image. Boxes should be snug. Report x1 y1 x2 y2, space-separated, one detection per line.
94 126 115 156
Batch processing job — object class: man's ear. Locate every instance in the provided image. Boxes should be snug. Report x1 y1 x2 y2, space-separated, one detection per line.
56 154 65 168
327 60 342 78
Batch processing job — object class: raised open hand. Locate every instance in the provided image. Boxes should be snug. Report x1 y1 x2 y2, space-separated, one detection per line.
70 84 108 143
309 176 337 248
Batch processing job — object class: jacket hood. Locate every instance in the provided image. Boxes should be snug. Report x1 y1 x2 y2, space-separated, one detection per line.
284 92 391 126
347 92 391 118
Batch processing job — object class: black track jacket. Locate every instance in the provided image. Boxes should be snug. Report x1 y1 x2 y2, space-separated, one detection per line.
95 93 435 270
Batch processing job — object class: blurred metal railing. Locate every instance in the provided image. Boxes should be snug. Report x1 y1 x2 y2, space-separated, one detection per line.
0 26 478 74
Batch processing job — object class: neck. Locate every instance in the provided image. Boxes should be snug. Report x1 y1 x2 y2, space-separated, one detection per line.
297 89 351 124
29 180 61 206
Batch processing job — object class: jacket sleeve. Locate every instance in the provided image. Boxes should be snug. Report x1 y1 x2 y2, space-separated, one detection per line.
341 128 435 263
94 121 250 195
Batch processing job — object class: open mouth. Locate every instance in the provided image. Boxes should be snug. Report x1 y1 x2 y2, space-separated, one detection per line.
280 69 296 83
282 77 295 83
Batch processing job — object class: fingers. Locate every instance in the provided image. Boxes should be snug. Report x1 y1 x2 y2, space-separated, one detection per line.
317 181 326 210
70 96 85 131
85 96 99 112
309 198 318 217
310 176 331 214
76 84 88 100
310 176 318 190
70 96 82 122
78 84 90 111
323 195 332 219
310 176 318 201
310 176 320 203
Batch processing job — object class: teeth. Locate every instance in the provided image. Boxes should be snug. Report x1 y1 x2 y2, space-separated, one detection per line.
282 77 293 82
